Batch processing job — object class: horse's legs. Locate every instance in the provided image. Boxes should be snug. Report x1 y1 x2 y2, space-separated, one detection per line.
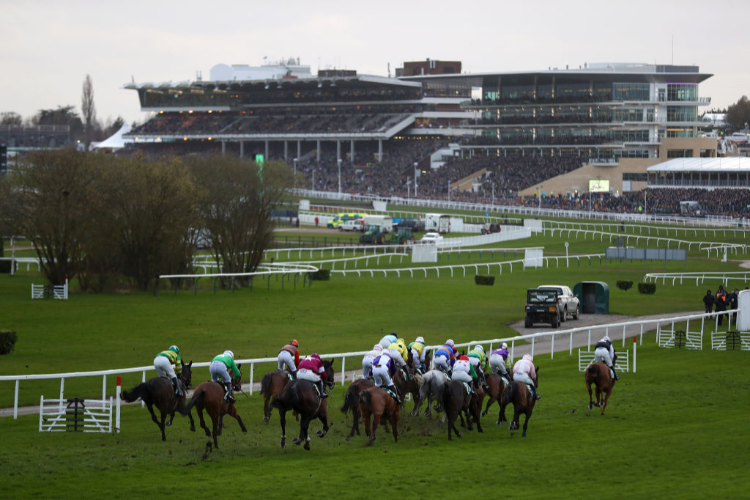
351 406 360 437
601 386 612 415
315 409 329 438
472 400 484 433
197 407 211 437
210 413 220 449
226 404 248 433
587 381 594 410
510 406 521 432
294 416 310 447
391 408 400 443
185 409 196 432
279 409 287 448
372 413 381 442
482 394 496 417
522 410 533 438
159 409 167 441
145 403 161 433
263 393 272 422
596 385 603 407
361 408 373 443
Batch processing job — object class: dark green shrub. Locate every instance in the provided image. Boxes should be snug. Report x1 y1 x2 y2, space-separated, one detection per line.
638 282 657 294
475 275 495 286
0 260 11 274
0 330 17 355
309 269 330 281
616 280 634 291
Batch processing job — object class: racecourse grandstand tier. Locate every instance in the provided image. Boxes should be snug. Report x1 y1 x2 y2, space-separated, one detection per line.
0 125 71 150
647 158 750 189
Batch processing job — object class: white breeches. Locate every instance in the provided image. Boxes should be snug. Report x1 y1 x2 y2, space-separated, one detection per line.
297 369 321 383
278 350 296 372
154 356 176 379
594 347 613 367
362 355 375 378
389 349 407 368
452 370 472 383
373 366 393 387
489 354 508 375
433 355 451 372
209 362 230 383
514 371 534 388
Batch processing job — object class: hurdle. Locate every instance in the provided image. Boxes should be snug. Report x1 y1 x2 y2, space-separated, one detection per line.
578 350 629 372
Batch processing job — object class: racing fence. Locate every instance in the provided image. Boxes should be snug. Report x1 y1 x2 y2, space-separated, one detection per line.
644 271 750 287
2 310 742 421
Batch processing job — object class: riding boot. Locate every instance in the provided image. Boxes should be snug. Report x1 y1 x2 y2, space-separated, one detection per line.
529 384 541 401
481 371 489 391
223 382 236 403
388 385 402 406
610 365 620 381
402 367 410 382
171 377 182 397
290 370 297 380
316 380 328 398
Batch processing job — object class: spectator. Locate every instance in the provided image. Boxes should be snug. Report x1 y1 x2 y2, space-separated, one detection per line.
729 288 740 325
703 289 714 314
315 216 319 228
715 290 728 326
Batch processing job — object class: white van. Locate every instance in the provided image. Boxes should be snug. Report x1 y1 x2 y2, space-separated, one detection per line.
363 215 393 234
425 213 451 234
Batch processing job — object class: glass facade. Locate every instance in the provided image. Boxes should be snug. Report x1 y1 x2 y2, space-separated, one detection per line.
614 108 644 122
666 128 695 138
667 149 694 158
556 83 590 102
501 85 534 101
667 106 698 122
612 83 650 101
667 84 698 102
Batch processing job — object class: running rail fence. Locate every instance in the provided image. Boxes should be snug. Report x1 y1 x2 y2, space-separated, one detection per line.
0 310 735 420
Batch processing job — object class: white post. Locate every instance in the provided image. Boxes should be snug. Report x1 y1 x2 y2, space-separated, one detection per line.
633 338 637 373
622 325 626 347
14 379 19 420
141 371 146 408
39 396 44 432
569 332 573 355
551 334 555 359
341 356 346 386
531 337 535 358
250 362 254 396
109 396 114 433
59 378 65 412
510 341 515 364
587 329 591 350
102 374 107 401
115 377 121 433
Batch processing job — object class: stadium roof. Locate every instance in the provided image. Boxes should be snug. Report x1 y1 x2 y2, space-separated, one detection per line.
124 75 420 92
647 157 750 173
94 123 131 150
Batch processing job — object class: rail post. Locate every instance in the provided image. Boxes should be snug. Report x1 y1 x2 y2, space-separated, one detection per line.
341 356 346 386
249 362 254 395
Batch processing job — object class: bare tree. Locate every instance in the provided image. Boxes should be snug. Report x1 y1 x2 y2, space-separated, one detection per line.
0 112 22 126
81 75 97 150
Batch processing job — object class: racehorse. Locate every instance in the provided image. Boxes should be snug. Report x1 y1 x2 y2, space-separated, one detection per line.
340 378 374 437
499 366 540 437
121 361 194 441
443 379 474 440
358 386 400 445
260 370 292 422
272 360 334 451
393 364 423 415
481 373 508 420
585 362 615 415
415 369 449 417
180 366 246 449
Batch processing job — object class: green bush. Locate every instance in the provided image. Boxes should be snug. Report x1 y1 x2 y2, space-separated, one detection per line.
638 282 657 295
474 275 495 286
0 330 17 355
616 280 634 291
309 269 330 281
0 260 11 274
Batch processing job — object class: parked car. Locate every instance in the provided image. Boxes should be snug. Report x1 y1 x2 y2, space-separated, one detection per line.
481 223 501 235
339 219 364 232
537 285 580 321
420 232 444 244
525 288 562 328
395 218 426 233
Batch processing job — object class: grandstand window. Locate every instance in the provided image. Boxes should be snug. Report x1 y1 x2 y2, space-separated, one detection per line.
612 83 650 101
667 106 698 122
537 85 553 101
667 83 698 102
666 128 695 138
667 149 693 158
611 129 649 142
593 82 613 101
617 150 650 159
555 83 590 102
483 90 499 102
614 108 644 122
501 85 534 101
622 172 648 181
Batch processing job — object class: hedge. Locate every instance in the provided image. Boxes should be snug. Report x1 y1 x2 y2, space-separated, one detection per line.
638 282 657 294
616 280 634 291
309 269 331 281
475 275 495 286
0 260 10 274
0 330 17 355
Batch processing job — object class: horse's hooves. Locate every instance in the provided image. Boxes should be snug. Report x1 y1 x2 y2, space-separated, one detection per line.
190 426 196 432
304 442 311 451
456 432 463 438
280 440 286 449
478 428 484 433
522 431 527 437
165 422 172 427
292 437 302 445
263 417 270 422
315 430 326 438
496 421 502 426
481 411 487 417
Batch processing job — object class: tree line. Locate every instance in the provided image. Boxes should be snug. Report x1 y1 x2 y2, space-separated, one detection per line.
0 150 294 292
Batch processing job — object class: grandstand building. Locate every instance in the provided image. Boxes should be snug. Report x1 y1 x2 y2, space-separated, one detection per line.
402 63 717 196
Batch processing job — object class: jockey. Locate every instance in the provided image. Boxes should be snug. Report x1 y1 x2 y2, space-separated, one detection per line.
372 350 401 405
408 336 427 373
154 345 183 397
489 343 511 385
512 354 541 401
467 345 489 391
297 353 328 398
379 333 398 350
387 339 410 381
452 354 477 396
362 344 383 380
278 339 300 379
594 335 619 381
433 339 456 375
210 350 241 403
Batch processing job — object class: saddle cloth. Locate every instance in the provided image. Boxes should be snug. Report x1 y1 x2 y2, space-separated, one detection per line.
383 387 398 401
462 382 472 395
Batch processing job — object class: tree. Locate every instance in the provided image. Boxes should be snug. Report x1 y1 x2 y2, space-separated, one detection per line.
34 105 84 142
81 75 97 150
0 112 22 126
187 156 294 288
0 149 101 285
725 96 750 132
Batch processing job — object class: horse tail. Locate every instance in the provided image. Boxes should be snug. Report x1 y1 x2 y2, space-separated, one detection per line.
359 389 372 410
179 389 205 416
587 364 599 377
260 372 273 396
340 384 359 415
501 382 516 407
121 383 149 404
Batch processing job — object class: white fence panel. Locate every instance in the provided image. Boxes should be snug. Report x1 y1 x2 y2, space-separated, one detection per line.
412 245 438 263
578 350 629 372
39 397 113 433
711 331 750 351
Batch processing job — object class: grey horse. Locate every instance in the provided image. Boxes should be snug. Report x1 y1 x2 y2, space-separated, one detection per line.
414 370 450 417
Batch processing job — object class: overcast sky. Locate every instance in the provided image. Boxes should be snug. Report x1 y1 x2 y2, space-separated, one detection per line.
2 0 748 126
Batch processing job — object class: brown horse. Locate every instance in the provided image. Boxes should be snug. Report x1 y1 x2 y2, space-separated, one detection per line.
442 379 475 440
499 367 540 438
180 366 246 449
260 370 293 422
272 360 335 451
481 373 509 422
340 378 374 437
121 361 194 441
393 365 423 415
358 386 400 445
586 362 615 415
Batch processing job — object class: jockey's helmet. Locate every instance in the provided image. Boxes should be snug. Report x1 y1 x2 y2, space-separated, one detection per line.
475 345 484 352
224 350 234 359
501 342 508 350
311 353 321 360
169 345 179 354
602 336 610 342
291 339 299 347
445 339 455 348
373 344 383 351
523 354 533 362
416 336 425 344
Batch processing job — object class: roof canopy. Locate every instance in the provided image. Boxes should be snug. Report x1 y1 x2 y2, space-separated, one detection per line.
647 157 750 173
94 123 131 150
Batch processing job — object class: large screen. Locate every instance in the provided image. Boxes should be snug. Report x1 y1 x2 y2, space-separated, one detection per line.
589 179 610 193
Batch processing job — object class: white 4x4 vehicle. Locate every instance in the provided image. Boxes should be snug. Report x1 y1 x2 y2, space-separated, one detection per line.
339 219 364 232
537 285 580 322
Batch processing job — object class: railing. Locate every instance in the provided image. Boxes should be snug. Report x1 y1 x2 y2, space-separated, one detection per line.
0 310 736 419
644 271 750 286
544 220 749 239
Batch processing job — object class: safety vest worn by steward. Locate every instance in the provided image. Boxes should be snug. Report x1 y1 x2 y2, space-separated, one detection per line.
158 350 182 377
